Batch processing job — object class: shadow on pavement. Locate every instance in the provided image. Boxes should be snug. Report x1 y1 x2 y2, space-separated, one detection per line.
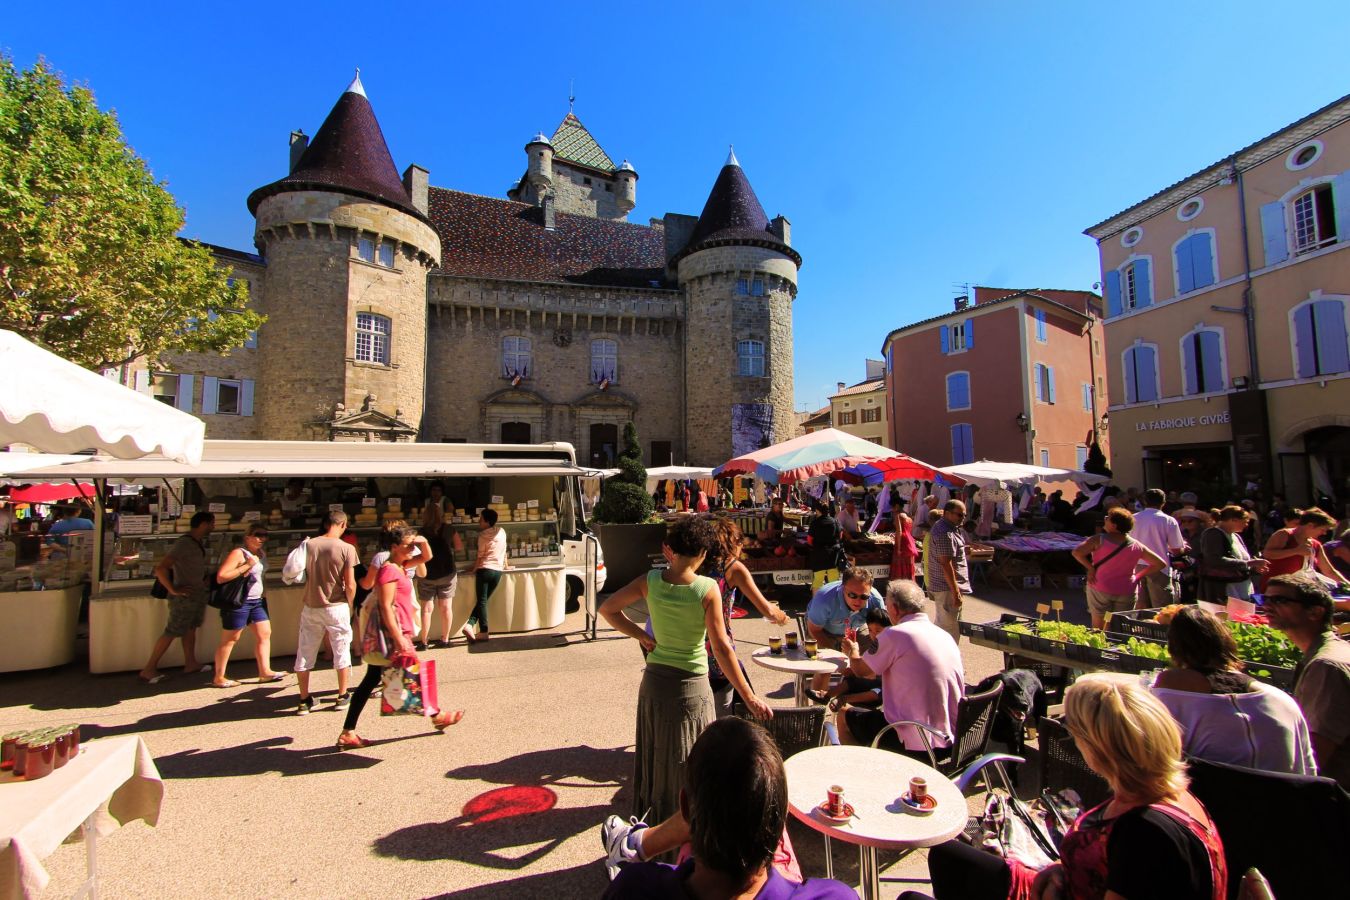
425 861 601 898
153 734 383 778
467 633 570 653
78 685 299 739
446 743 631 789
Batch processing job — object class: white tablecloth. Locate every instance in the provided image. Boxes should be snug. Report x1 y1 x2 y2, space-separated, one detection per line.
0 736 163 900
0 587 82 673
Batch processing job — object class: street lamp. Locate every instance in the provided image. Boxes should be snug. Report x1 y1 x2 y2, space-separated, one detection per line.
1016 412 1030 432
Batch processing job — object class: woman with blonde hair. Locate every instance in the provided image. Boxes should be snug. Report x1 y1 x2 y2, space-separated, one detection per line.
905 675 1227 900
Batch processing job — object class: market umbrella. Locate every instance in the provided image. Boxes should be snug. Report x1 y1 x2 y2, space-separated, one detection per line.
836 454 962 487
714 428 901 486
9 482 95 504
0 331 205 464
941 461 1107 488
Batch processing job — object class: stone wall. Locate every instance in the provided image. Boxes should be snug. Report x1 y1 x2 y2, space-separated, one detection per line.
549 161 622 220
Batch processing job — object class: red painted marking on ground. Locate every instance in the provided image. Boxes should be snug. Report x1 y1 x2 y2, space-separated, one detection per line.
461 785 557 824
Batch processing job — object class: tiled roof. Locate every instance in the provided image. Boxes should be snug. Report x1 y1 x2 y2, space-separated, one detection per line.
248 82 426 223
673 162 801 265
427 187 671 289
878 289 1101 353
550 113 617 173
830 379 885 399
802 407 832 427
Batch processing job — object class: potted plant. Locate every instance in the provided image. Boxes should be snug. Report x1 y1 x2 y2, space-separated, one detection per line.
593 423 666 586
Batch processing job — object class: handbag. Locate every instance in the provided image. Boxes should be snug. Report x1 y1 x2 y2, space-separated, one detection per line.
208 572 254 610
379 658 440 716
150 579 169 599
361 603 397 665
1200 530 1251 583
961 790 1060 869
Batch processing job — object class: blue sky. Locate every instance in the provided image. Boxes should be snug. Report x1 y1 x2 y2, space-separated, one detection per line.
5 1 1348 412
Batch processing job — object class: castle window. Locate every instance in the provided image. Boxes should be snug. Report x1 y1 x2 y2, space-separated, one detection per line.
736 278 749 295
357 237 375 262
355 313 391 365
750 278 765 296
590 339 617 384
503 336 532 379
737 340 765 377
378 241 395 267
583 177 592 186
604 183 612 192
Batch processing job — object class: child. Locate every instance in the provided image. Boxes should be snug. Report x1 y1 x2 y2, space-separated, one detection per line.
818 606 887 710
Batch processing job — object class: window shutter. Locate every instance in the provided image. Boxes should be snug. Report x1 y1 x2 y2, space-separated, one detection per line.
201 376 218 415
1333 171 1350 242
962 425 974 464
950 425 961 464
1293 306 1318 378
132 370 150 394
1138 346 1158 402
175 374 194 411
1134 259 1152 307
1313 300 1350 375
240 379 255 417
1124 350 1139 403
1200 331 1224 390
1260 201 1289 266
1176 236 1195 294
1105 270 1123 318
1082 383 1092 410
966 318 974 348
939 325 950 354
1182 335 1199 395
1036 309 1047 341
1034 365 1044 402
1192 233 1215 289
1047 366 1057 404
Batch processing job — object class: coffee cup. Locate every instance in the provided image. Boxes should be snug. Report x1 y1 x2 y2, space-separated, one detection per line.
827 784 845 817
768 634 783 655
785 631 799 650
909 776 928 802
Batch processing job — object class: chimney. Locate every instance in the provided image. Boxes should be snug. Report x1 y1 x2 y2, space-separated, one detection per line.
769 214 792 246
402 164 429 215
954 295 970 311
289 130 309 173
542 193 556 231
837 382 846 393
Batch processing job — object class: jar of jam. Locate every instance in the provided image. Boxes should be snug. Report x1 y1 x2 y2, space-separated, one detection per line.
1 731 26 771
24 739 55 780
64 725 81 758
52 729 71 769
12 733 33 777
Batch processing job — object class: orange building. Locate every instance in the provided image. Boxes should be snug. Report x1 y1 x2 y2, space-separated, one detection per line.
880 288 1106 468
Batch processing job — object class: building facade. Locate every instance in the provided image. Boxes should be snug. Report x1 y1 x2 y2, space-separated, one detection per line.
1085 94 1350 510
138 76 801 467
881 287 1106 468
829 373 888 447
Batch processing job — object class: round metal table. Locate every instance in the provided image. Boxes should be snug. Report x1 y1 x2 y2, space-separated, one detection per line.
750 645 847 705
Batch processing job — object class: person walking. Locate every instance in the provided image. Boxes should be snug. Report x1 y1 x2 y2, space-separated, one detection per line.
1198 506 1269 607
294 510 358 715
138 511 216 684
416 504 462 649
211 523 284 687
462 508 506 643
1132 488 1188 608
1072 508 1167 630
337 524 464 749
600 516 771 826
889 500 917 581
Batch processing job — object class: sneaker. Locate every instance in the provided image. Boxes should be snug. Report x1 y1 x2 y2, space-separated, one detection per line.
296 696 314 716
600 814 646 881
414 641 429 652
332 693 351 710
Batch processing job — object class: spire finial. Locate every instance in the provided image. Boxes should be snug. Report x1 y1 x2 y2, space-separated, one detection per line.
568 78 575 113
345 67 366 98
725 144 740 168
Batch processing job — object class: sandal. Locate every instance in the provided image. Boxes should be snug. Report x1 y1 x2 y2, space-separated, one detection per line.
432 710 465 731
211 679 241 688
138 672 168 685
336 732 369 750
804 689 831 705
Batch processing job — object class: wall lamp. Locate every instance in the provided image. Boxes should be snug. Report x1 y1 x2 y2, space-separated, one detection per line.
1016 412 1030 433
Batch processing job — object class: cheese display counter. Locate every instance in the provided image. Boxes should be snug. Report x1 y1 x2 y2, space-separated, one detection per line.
0 532 92 673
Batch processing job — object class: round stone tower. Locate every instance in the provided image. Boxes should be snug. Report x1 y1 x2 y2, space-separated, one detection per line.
615 159 638 217
675 148 801 465
246 72 441 440
525 132 554 200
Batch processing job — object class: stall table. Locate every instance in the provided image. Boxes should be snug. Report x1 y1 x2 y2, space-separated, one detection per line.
0 587 82 673
750 646 847 706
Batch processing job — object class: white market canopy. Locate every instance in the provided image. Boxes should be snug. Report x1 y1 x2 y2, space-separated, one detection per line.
0 451 93 482
0 331 205 465
940 460 1108 489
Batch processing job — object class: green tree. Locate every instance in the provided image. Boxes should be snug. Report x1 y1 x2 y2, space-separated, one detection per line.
594 421 654 523
0 56 262 370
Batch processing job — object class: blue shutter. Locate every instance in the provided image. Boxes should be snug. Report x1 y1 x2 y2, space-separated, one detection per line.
1047 366 1057 404
966 318 974 348
175 374 194 412
1034 364 1044 401
1083 383 1092 410
1192 233 1215 289
1182 335 1199 395
1313 300 1350 375
962 425 974 464
1036 309 1047 341
1261 201 1289 266
1105 270 1122 318
950 425 961 464
1333 171 1350 243
1293 306 1317 378
1176 237 1195 294
240 379 255 417
201 376 219 415
1124 350 1139 403
939 325 950 354
1138 346 1158 402
1134 258 1152 307
1200 331 1224 391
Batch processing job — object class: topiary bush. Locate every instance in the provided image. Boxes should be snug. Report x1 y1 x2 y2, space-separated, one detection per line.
595 421 654 523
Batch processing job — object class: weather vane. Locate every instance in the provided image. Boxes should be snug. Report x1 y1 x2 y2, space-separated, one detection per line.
569 78 575 112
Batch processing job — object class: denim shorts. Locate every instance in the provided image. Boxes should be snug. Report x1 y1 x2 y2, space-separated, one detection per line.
220 597 269 630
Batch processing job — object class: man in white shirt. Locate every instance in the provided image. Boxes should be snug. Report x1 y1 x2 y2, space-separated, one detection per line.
1132 488 1186 607
837 500 863 538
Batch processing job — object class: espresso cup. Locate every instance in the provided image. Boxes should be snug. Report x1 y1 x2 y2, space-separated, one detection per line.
768 635 783 655
785 631 799 649
909 776 928 801
804 638 818 659
827 784 845 816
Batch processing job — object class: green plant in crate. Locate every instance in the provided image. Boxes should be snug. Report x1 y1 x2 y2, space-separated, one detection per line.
1227 621 1301 668
1121 637 1171 662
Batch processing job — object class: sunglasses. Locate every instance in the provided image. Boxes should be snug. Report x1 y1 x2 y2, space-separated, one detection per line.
845 590 870 600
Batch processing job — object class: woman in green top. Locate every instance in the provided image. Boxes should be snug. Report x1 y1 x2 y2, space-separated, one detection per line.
601 516 772 824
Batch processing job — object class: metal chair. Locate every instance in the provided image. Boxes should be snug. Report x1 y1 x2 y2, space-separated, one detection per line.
733 702 828 760
870 681 1006 786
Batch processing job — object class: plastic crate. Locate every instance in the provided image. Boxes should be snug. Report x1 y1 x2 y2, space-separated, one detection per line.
1108 608 1170 640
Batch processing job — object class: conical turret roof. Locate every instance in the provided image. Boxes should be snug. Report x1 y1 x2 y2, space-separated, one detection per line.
675 153 799 265
248 73 427 222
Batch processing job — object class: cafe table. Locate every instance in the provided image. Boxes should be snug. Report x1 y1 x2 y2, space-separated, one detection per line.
750 646 847 705
784 744 966 900
1 736 163 900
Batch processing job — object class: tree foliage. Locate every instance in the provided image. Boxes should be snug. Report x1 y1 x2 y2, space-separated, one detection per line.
0 56 263 370
594 420 654 523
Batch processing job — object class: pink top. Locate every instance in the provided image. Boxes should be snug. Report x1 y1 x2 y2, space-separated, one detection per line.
475 526 507 571
1089 535 1147 595
376 564 417 638
864 613 964 752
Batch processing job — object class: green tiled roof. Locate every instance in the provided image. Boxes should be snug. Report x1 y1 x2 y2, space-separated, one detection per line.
550 112 616 172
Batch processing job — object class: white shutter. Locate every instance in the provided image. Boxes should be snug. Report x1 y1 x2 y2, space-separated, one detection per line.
240 379 255 417
175 374 194 412
201 377 218 415
132 370 150 394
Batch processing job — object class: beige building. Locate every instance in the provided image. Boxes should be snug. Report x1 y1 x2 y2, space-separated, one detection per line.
800 405 832 436
829 374 888 447
125 75 801 468
1085 94 1350 511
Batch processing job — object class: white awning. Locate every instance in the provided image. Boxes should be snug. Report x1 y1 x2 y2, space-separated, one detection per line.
0 452 93 481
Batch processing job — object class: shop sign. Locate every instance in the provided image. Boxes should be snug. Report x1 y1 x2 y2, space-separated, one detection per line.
242 511 261 522
388 497 402 511
771 564 890 586
117 515 153 536
1135 411 1230 432
208 503 226 513
361 497 377 507
328 503 344 512
181 505 196 516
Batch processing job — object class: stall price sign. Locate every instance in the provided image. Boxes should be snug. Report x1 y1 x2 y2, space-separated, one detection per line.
527 499 539 509
117 515 153 536
242 511 261 522
362 497 377 508
491 495 504 504
208 503 227 513
180 505 196 516
388 497 402 511
329 503 345 512
1036 602 1051 618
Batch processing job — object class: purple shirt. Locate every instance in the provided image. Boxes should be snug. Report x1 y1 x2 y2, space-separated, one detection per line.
604 859 855 899
865 613 964 751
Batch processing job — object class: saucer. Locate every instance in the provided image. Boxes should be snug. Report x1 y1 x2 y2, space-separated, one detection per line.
815 800 855 824
900 792 937 815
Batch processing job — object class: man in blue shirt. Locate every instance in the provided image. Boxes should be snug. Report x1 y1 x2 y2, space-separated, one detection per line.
806 567 884 694
46 506 94 546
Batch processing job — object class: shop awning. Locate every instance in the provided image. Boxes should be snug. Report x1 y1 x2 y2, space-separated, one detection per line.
7 482 96 504
0 452 92 481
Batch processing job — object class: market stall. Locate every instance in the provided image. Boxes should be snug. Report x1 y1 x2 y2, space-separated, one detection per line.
19 441 597 673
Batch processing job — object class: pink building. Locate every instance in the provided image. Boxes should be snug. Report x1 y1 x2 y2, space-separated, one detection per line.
881 288 1107 468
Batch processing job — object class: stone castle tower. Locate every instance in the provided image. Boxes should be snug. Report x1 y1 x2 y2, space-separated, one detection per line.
508 113 639 221
245 73 441 440
672 149 800 462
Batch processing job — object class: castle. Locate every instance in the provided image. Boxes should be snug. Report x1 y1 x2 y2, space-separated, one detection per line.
160 73 801 468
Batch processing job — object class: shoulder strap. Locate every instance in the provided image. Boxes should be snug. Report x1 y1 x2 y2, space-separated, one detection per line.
1095 537 1132 568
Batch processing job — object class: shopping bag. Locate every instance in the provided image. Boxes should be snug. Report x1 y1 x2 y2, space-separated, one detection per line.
420 659 440 717
379 661 426 716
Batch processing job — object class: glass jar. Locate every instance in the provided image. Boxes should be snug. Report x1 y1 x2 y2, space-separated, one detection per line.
52 729 71 768
1 730 26 771
64 724 81 757
24 740 55 780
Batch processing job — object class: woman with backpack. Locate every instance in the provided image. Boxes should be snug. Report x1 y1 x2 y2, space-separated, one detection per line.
1072 508 1166 630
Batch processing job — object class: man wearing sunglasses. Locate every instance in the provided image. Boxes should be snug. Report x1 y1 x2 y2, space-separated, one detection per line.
1264 573 1350 788
804 566 884 697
